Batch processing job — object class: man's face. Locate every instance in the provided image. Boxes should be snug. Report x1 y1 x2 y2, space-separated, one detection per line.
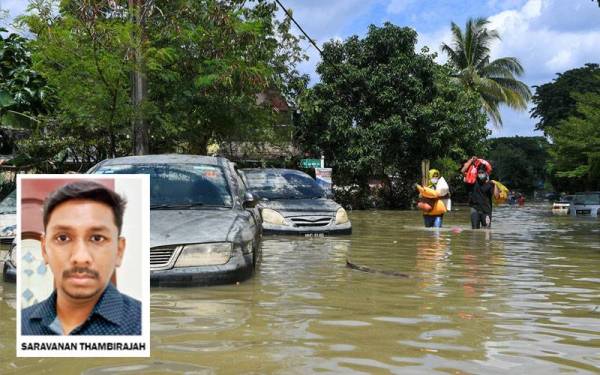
42 199 125 301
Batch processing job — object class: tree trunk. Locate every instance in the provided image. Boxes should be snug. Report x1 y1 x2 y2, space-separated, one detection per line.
189 133 210 156
129 0 149 155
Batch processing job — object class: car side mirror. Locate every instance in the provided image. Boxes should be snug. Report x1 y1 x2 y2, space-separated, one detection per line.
243 192 257 208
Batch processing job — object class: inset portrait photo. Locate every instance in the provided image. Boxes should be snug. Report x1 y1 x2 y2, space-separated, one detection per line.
16 175 150 357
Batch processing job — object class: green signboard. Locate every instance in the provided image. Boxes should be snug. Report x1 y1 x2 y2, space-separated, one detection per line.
300 158 321 168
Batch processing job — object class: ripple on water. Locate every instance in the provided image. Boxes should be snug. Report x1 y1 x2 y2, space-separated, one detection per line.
373 315 451 325
318 320 371 327
82 361 214 375
157 340 252 353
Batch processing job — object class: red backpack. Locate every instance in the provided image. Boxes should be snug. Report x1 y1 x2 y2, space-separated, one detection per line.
464 159 492 184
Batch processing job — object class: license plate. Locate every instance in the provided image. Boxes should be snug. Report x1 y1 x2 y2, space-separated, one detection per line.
305 233 325 237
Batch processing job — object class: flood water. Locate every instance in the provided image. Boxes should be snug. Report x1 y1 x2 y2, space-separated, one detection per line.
1 204 600 374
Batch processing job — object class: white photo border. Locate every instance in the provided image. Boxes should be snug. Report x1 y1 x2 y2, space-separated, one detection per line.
16 174 150 357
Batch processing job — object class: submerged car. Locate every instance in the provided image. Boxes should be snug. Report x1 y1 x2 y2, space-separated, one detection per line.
0 190 16 282
88 154 261 287
240 168 351 235
0 190 16 253
2 239 16 282
551 195 573 215
569 192 600 218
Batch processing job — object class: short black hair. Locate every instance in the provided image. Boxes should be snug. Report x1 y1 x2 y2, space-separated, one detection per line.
43 181 127 234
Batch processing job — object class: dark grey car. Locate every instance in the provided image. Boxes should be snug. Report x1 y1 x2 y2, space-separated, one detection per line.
240 168 351 235
89 154 261 287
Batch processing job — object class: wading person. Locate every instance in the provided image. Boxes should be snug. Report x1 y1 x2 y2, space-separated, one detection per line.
415 169 451 228
464 164 500 229
21 181 141 335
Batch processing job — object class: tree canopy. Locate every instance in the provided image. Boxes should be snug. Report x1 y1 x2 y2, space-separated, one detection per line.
487 136 549 194
530 63 600 135
547 92 600 191
295 23 489 208
531 64 600 192
0 28 54 130
15 0 306 170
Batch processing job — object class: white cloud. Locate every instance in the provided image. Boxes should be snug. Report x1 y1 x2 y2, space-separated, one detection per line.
386 0 415 14
487 0 600 82
283 0 378 41
430 0 600 135
487 0 528 11
279 0 381 84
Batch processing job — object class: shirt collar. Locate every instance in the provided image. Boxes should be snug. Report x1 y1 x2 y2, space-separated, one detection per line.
27 283 124 327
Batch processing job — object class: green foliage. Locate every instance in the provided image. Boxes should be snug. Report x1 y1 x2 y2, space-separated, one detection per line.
530 63 600 135
442 17 531 126
18 0 134 164
0 28 54 130
547 92 600 191
142 0 307 154
14 0 306 168
295 23 489 208
487 136 549 194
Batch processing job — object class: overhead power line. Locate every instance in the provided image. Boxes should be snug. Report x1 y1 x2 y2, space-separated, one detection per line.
273 0 346 78
273 0 323 56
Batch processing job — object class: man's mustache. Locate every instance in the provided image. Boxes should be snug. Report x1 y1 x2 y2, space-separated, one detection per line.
63 267 99 279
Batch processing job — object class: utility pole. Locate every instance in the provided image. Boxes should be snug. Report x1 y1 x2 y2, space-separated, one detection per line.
421 159 430 186
129 0 149 155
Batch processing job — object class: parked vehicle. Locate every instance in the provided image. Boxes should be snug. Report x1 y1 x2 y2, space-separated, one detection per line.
2 239 16 282
544 192 561 201
88 154 262 287
552 195 573 215
0 190 16 254
240 168 352 235
0 190 16 282
569 192 600 218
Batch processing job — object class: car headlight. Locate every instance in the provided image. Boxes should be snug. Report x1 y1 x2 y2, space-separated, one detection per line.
261 208 287 225
175 243 232 267
335 208 349 224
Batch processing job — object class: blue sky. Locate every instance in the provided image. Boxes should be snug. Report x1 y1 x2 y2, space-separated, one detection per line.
2 0 599 137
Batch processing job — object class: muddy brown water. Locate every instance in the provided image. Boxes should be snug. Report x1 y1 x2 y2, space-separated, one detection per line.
1 205 599 374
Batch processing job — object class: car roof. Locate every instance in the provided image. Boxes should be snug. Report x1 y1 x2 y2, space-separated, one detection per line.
97 154 230 167
241 168 307 175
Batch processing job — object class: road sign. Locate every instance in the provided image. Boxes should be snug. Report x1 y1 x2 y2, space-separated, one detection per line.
300 158 321 168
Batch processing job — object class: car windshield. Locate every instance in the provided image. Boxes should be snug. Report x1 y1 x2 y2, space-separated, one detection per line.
95 164 233 207
0 190 16 215
573 194 600 205
244 170 325 200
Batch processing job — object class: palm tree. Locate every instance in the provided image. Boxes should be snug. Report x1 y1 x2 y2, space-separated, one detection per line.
442 17 531 126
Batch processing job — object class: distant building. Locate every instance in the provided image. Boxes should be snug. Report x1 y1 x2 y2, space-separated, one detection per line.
219 89 300 166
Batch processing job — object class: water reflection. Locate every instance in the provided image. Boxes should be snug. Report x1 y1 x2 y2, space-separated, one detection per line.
0 205 599 373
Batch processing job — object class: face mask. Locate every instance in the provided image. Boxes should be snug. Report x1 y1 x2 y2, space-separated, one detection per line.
430 178 439 184
477 173 487 180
